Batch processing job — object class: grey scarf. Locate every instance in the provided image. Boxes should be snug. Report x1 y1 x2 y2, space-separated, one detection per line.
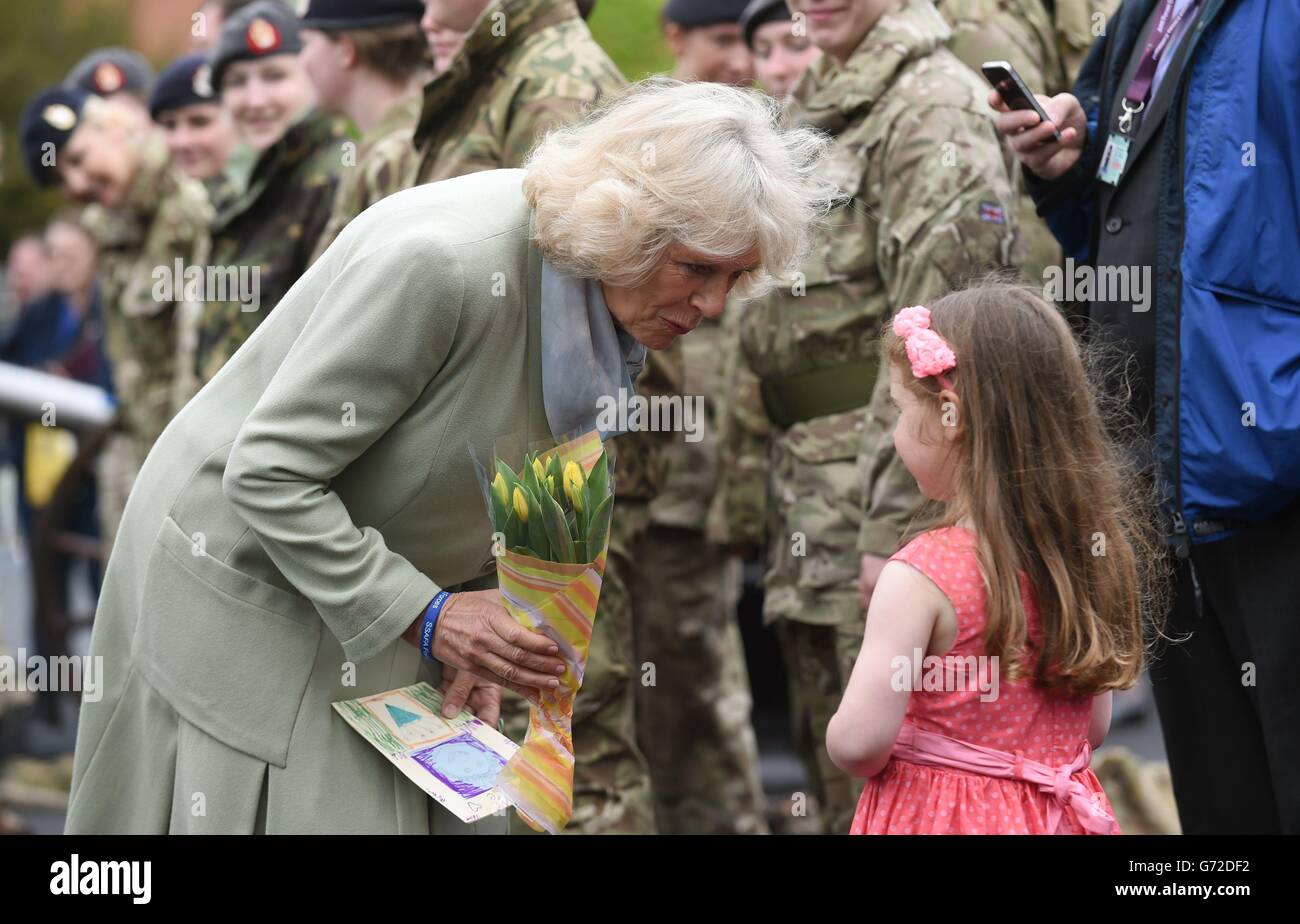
540 259 646 442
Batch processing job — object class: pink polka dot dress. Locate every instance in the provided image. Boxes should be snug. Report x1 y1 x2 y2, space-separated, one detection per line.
850 527 1120 835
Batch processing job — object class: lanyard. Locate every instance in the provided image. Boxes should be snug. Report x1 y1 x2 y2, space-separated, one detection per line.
1118 0 1201 134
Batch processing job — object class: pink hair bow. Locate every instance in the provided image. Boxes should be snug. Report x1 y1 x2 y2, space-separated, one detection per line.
892 305 956 386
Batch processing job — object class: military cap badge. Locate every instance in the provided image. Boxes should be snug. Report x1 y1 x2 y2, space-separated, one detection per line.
193 63 214 98
93 61 126 94
246 17 283 53
43 103 78 132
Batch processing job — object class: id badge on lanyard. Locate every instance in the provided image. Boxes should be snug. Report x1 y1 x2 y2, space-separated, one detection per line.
1098 0 1200 185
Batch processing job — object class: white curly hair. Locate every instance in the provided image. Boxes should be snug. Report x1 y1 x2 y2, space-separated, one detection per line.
522 77 836 298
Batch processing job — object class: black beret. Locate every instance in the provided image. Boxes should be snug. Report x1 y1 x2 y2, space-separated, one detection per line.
662 0 751 28
740 0 792 48
18 86 91 188
65 47 154 98
149 54 219 120
211 0 304 91
295 0 424 30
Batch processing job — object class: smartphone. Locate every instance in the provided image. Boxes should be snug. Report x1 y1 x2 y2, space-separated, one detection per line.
981 60 1062 143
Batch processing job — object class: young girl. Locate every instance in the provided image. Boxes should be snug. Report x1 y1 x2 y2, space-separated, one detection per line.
827 284 1163 835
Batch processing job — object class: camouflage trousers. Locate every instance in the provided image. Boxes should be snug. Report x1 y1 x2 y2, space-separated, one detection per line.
630 523 769 835
499 502 657 835
760 425 871 832
775 614 866 834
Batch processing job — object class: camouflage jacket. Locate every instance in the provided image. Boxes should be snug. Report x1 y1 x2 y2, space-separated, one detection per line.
84 134 212 448
309 94 422 263
607 346 680 508
932 0 1113 325
936 0 1113 98
646 317 727 531
931 0 1108 286
197 109 349 383
706 298 770 548
713 0 1021 622
411 0 625 183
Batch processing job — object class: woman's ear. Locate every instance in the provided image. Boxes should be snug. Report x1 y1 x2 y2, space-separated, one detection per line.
338 34 359 70
936 387 961 440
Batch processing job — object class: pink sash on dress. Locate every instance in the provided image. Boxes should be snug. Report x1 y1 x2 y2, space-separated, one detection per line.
890 723 1117 834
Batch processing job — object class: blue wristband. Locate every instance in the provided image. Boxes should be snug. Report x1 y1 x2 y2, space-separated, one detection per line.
419 591 452 662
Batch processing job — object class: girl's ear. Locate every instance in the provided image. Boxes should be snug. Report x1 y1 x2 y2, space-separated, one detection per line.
937 388 962 440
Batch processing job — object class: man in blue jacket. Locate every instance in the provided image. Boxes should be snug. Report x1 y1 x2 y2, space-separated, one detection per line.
992 0 1300 833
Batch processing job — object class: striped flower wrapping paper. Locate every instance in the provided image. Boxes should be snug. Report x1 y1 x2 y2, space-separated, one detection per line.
493 430 610 833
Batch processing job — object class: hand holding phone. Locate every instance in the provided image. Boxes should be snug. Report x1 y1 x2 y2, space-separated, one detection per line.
981 60 1062 143
984 61 1087 181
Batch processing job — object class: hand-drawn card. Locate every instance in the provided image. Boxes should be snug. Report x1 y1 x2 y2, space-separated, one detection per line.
332 682 518 823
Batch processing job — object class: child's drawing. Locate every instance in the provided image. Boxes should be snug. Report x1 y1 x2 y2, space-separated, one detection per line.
366 691 455 746
411 733 508 799
335 682 518 823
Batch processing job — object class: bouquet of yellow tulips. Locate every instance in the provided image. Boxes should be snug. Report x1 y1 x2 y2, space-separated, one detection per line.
477 430 613 833
487 442 613 567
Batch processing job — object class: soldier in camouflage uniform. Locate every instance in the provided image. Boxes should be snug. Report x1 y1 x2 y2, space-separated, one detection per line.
411 0 624 183
626 0 768 836
413 0 653 834
196 1 350 382
297 0 430 261
934 0 1114 284
711 0 1021 834
19 86 212 547
633 343 769 835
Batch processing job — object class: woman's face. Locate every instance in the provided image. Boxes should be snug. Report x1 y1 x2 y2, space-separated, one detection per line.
422 16 467 73
158 101 236 180
58 108 141 207
298 29 349 115
220 55 316 151
601 244 761 351
666 23 755 87
752 20 823 100
422 0 491 33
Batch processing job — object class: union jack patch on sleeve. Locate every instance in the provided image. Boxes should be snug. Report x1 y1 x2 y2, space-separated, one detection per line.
978 202 1006 224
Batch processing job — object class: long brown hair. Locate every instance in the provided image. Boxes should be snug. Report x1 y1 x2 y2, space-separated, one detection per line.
884 281 1167 696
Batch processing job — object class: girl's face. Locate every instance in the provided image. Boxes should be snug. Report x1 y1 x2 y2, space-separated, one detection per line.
221 55 316 151
158 102 236 180
889 364 960 502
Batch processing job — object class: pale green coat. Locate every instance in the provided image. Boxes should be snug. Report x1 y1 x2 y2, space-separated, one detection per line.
66 170 557 833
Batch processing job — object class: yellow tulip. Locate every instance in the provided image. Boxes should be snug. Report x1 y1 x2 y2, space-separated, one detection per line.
532 457 547 483
512 486 529 522
563 461 585 513
492 472 509 510
546 474 557 497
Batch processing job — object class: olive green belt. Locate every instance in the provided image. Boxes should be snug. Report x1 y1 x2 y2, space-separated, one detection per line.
760 358 879 429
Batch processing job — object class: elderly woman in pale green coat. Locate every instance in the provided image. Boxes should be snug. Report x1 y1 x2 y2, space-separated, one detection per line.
65 79 833 834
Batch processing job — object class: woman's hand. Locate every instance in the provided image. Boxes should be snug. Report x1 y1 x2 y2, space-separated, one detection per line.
438 666 503 723
416 589 567 702
989 90 1088 181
